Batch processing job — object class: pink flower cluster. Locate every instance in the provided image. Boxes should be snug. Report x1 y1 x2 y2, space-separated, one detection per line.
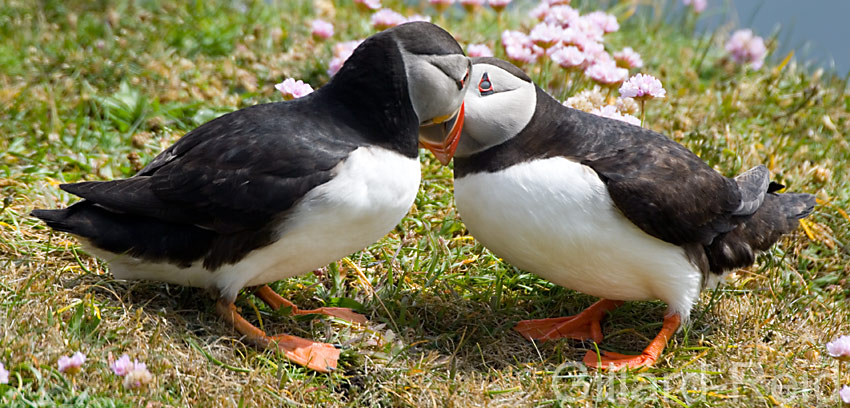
371 9 408 30
459 0 484 12
111 354 153 389
429 0 512 13
725 29 767 70
372 9 432 30
0 362 8 384
311 19 334 40
549 45 585 69
613 47 643 69
488 0 512 12
354 0 381 11
502 1 636 87
590 105 640 126
683 0 707 13
429 0 454 12
619 73 666 100
827 335 850 405
827 335 850 361
585 62 628 86
58 352 86 374
328 39 363 76
275 78 314 100
502 30 542 65
467 43 494 58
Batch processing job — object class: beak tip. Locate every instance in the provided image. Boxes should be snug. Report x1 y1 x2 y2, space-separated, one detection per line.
419 103 464 166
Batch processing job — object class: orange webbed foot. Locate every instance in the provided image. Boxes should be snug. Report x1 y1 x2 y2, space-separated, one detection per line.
514 299 623 343
254 285 367 324
582 313 682 371
269 333 341 372
216 298 341 372
582 350 656 371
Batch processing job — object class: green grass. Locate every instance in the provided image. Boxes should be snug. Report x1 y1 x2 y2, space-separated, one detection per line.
2 0 848 406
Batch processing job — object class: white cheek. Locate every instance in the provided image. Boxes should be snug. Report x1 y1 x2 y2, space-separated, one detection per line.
463 87 535 150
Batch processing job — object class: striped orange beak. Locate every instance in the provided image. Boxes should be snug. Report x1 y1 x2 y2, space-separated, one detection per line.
418 102 464 165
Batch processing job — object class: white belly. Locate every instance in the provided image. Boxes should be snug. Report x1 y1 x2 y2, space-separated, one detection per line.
97 146 421 301
454 157 703 318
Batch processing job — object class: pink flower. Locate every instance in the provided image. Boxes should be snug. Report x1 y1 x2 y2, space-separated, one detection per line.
310 19 334 40
354 0 381 11
529 2 550 20
459 0 484 12
122 362 153 389
505 44 539 65
488 0 511 12
275 78 314 100
58 352 86 374
725 29 767 70
549 45 585 69
529 22 564 49
591 105 641 126
683 0 707 13
827 335 850 361
429 0 454 12
585 62 628 86
613 47 643 69
327 40 363 77
577 40 608 68
110 354 135 376
616 96 639 115
619 73 666 99
841 386 850 404
572 15 605 42
406 14 432 23
543 5 580 27
371 9 407 30
467 43 494 58
555 27 581 47
502 30 532 49
0 362 8 384
110 354 154 389
583 11 619 33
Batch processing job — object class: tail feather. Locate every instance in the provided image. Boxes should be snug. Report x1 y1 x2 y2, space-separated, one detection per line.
31 201 214 267
705 191 815 273
732 165 770 216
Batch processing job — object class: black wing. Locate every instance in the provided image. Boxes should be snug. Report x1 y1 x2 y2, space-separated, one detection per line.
62 97 360 235
565 105 743 246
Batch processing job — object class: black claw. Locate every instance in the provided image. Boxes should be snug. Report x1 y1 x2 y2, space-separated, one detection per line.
333 343 343 349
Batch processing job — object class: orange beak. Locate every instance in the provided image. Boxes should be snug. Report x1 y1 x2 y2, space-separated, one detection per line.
418 102 464 165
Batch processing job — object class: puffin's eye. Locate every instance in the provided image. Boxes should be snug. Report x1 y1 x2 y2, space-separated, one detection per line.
457 68 470 90
478 72 494 96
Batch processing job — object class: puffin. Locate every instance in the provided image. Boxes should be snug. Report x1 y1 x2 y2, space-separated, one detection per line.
31 22 471 373
421 57 815 370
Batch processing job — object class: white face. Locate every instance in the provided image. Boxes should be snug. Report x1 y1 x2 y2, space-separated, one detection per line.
402 51 472 125
454 62 537 157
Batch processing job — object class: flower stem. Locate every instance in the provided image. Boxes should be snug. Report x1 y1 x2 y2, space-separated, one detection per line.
639 99 646 127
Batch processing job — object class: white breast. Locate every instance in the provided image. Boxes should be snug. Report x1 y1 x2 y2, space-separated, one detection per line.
101 146 421 302
454 157 703 319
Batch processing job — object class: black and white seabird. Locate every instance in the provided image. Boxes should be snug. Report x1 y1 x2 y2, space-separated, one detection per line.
31 22 471 372
422 57 816 370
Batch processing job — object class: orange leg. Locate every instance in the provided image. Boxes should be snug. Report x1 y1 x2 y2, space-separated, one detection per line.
583 313 681 371
216 299 340 372
253 285 367 325
514 299 623 343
